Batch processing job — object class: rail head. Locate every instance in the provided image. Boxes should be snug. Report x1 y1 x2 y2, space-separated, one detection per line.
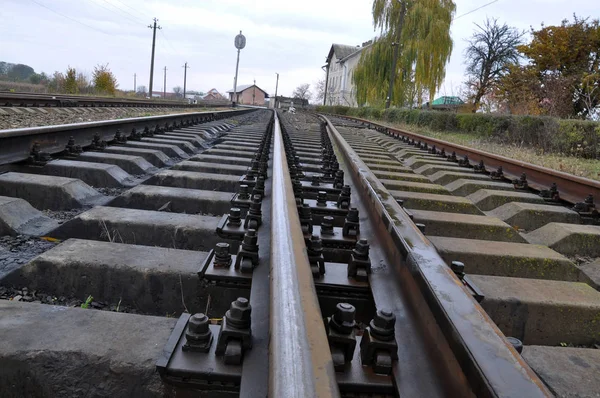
270 112 340 397
321 115 552 398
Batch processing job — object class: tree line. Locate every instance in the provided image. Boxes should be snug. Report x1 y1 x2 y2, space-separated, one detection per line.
0 62 119 96
336 0 599 120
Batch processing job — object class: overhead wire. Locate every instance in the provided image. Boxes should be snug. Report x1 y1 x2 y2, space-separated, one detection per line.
87 0 138 25
453 0 500 21
159 29 184 56
99 0 146 24
29 0 110 35
112 0 153 20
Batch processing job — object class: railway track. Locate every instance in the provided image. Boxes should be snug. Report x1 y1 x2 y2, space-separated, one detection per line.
326 115 600 397
0 107 594 396
0 91 229 108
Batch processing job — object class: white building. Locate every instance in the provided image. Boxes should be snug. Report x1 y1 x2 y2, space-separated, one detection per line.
324 41 372 107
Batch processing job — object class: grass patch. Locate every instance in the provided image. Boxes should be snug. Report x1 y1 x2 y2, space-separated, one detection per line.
380 121 600 181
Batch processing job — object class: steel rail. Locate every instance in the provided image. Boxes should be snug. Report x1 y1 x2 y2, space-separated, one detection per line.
323 115 552 398
0 91 230 108
270 111 340 397
333 114 600 205
0 109 254 166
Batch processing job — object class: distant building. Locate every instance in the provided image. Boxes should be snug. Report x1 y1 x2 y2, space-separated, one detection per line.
151 91 180 99
227 84 268 105
324 41 372 107
202 88 226 101
271 95 309 110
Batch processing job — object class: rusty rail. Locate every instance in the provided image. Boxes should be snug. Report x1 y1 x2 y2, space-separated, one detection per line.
332 114 600 205
0 109 254 166
323 115 552 398
270 112 340 397
0 91 230 108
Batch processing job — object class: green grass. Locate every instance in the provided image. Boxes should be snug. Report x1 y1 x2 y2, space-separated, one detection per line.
81 295 93 309
379 121 600 181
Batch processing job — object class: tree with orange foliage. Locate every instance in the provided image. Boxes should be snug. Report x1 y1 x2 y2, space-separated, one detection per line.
497 15 600 119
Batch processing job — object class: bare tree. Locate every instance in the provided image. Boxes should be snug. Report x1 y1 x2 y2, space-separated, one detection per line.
172 86 183 98
464 18 524 112
76 71 91 94
293 83 311 104
136 85 148 97
314 79 325 103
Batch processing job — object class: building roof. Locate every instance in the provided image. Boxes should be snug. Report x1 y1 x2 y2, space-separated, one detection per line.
227 84 252 93
326 44 360 63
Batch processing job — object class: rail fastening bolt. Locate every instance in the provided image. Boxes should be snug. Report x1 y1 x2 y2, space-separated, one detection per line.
228 207 242 226
226 297 252 329
214 242 232 267
331 302 356 334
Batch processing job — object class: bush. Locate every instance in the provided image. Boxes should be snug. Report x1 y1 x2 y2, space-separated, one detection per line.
555 119 600 158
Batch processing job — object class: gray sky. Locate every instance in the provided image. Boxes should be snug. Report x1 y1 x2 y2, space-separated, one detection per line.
2 0 597 99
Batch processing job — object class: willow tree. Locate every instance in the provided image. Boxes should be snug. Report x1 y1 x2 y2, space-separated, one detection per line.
354 0 456 107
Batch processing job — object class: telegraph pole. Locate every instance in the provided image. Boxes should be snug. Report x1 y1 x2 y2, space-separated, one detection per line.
133 73 136 93
147 18 161 98
253 78 256 105
182 62 190 99
163 66 167 98
274 73 279 109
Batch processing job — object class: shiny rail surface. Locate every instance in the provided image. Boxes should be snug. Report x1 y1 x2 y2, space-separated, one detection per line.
270 111 339 397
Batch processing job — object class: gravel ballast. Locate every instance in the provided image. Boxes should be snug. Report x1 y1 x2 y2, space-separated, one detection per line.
0 106 226 130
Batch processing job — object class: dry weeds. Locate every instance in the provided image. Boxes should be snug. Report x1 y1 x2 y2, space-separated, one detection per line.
385 122 600 181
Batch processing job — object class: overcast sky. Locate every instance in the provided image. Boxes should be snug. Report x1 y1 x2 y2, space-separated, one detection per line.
2 0 597 99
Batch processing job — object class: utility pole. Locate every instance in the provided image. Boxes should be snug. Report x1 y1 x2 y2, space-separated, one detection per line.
253 78 256 105
133 73 136 93
163 66 167 98
147 18 161 98
274 73 279 109
182 62 190 99
385 1 406 109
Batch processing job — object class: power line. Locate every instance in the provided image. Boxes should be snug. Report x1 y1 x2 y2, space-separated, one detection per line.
87 0 137 25
454 0 500 21
113 0 152 20
99 0 145 24
29 0 110 35
159 29 183 56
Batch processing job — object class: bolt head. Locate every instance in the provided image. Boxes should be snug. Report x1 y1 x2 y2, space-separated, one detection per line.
227 297 252 324
333 302 356 325
215 242 230 255
451 261 464 273
310 235 323 250
507 336 523 354
230 207 241 217
372 309 395 330
188 313 210 334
